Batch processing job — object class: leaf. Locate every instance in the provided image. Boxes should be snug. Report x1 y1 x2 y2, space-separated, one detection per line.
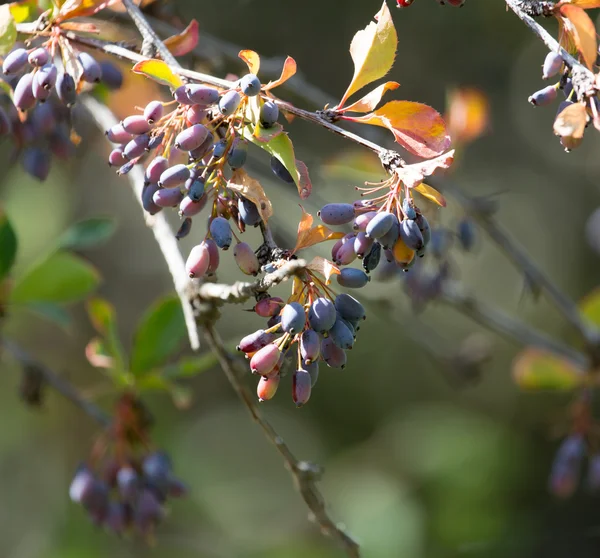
252 122 284 143
132 59 183 90
579 287 600 327
341 81 400 113
87 297 126 370
24 302 72 331
164 19 199 57
264 56 297 90
414 183 447 207
57 0 121 21
0 5 16 57
398 150 455 189
512 348 583 391
568 0 600 7
294 159 313 200
10 1 38 24
239 49 260 75
11 251 100 304
130 295 186 375
293 206 344 253
228 169 274 222
307 256 341 285
0 207 17 280
58 217 116 250
343 100 451 158
445 87 489 144
85 337 114 369
553 102 587 140
338 1 397 108
559 4 597 69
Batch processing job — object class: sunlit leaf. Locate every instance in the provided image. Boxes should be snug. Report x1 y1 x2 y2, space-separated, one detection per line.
0 5 16 56
228 169 274 222
9 0 38 24
164 19 199 57
579 287 600 327
512 348 584 391
553 102 587 140
87 297 126 369
0 207 17 280
252 122 284 143
398 150 455 189
264 56 297 90
130 295 186 375
59 21 100 32
57 0 121 21
307 256 340 285
338 1 397 108
132 59 183 90
24 302 72 331
445 87 489 144
11 251 100 304
558 4 597 69
85 337 114 369
239 49 260 75
58 217 116 250
342 81 400 113
569 0 600 7
294 206 313 249
343 101 451 159
293 206 344 254
413 183 447 207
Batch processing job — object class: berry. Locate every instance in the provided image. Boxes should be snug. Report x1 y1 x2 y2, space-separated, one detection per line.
143 100 163 123
185 242 210 278
308 297 337 333
186 104 207 125
402 197 417 220
457 217 476 251
292 369 312 407
204 238 220 274
336 268 370 289
542 52 563 79
173 85 192 105
142 183 161 215
300 329 321 363
321 337 347 368
175 123 209 151
528 85 557 106
260 101 279 128
255 297 283 317
304 360 319 386
227 139 248 169
334 293 365 321
145 156 169 184
366 211 396 239
238 329 276 353
153 187 184 208
187 178 205 202
329 318 355 350
234 241 260 275
239 197 261 226
13 72 35 111
179 195 207 217
400 218 424 251
106 123 134 144
210 216 232 249
35 64 57 91
318 203 355 226
28 47 49 67
56 72 76 106
78 52 102 83
250 343 282 375
3 48 28 74
218 90 241 116
354 232 374 258
270 155 294 183
257 374 280 401
363 241 381 273
281 302 306 334
185 84 219 105
124 134 150 159
99 61 123 89
213 139 228 159
353 211 378 231
122 114 152 135
175 217 193 240
159 164 190 188
240 73 261 96
22 146 51 181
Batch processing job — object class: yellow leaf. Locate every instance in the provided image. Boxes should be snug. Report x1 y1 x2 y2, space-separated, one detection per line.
132 59 183 90
392 236 414 265
338 1 397 108
559 4 597 69
228 169 273 222
512 348 584 391
553 102 587 140
344 100 450 159
414 183 447 207
307 256 340 285
239 49 260 75
265 56 297 90
570 0 600 7
579 287 600 327
164 19 199 57
9 1 37 24
342 81 400 113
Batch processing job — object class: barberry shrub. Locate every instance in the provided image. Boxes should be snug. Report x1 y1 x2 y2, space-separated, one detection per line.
0 0 600 555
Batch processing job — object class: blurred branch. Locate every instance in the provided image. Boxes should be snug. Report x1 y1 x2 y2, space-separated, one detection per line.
203 324 360 558
1 338 111 426
82 96 201 351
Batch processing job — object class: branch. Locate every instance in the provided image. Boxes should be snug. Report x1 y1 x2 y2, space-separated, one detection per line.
202 324 360 558
1 338 111 426
82 96 201 351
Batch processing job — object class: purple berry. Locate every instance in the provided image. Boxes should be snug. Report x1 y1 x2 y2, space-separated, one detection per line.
185 84 219 105
234 241 260 275
292 368 311 407
281 302 306 334
238 329 276 353
186 242 210 278
159 163 190 188
175 123 209 151
122 114 152 135
542 51 563 79
240 73 261 96
250 343 282 375
528 85 558 106
365 211 395 239
78 52 102 83
318 203 356 226
209 216 232 249
218 90 241 116
145 156 169 184
56 72 76 106
143 100 163 123
3 48 28 75
13 72 35 111
300 328 321 363
106 123 134 144
307 297 337 333
99 61 123 89
260 101 279 128
28 47 49 67
321 336 347 369
153 187 184 207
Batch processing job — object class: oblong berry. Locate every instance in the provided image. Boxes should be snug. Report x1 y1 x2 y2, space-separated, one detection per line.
122 114 152 135
402 197 417 220
416 214 431 247
318 203 355 226
22 146 50 180
528 85 557 106
365 211 395 239
186 104 207 125
542 51 563 80
13 72 35 111
321 337 347 369
234 241 260 275
329 318 355 350
100 61 123 89
204 238 220 274
392 236 415 265
78 52 102 83
35 64 57 91
240 73 261 96
212 139 228 159
175 217 193 240
270 155 294 183
106 123 134 144
141 183 162 215
363 241 381 273
334 293 365 321
255 297 283 318
143 100 163 123
218 90 241 116
250 343 282 375
280 301 306 334
260 101 279 128
124 134 150 159
28 47 49 67
187 177 205 201
354 232 373 258
334 235 358 265
56 72 76 106
305 360 319 386
3 48 28 75
153 187 184 207
189 133 214 160
400 218 424 251
239 196 261 226
179 194 207 217
308 297 337 333
209 216 232 249
300 328 321 363
173 84 192 105
108 147 127 167
159 164 190 188
145 156 169 184
185 84 219 105
226 140 248 169
185 242 210 278
292 369 311 407
175 123 209 151
238 329 276 353
257 374 280 401
353 210 378 231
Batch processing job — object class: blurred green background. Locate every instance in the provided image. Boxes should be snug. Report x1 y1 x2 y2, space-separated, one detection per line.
2 1 600 557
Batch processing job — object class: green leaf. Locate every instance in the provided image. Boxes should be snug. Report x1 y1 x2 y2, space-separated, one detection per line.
580 287 600 327
86 297 126 370
130 295 186 375
512 348 584 391
132 59 183 90
162 353 219 380
10 251 100 304
0 5 17 56
58 217 117 250
24 302 72 331
0 207 17 280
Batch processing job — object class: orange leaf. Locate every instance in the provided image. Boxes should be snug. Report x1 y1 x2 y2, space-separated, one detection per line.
566 0 600 8
59 21 100 32
307 256 341 285
341 81 400 113
445 87 489 144
164 20 199 57
265 56 297 90
293 207 344 253
338 1 397 108
344 100 451 159
239 49 260 75
294 206 313 252
132 59 183 90
553 102 587 139
57 0 120 21
413 183 447 207
228 169 273 222
398 150 455 189
512 348 583 391
559 4 597 69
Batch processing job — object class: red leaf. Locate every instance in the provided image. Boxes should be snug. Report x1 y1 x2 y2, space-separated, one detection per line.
265 56 297 90
341 81 400 113
343 100 451 159
164 20 199 57
558 4 597 69
239 49 260 75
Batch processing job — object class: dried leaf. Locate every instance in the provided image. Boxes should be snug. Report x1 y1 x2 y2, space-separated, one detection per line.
512 348 583 391
445 87 489 144
294 206 313 250
338 1 397 108
343 100 451 159
307 256 341 285
293 206 344 253
414 183 447 207
164 19 199 57
341 81 400 113
295 159 312 200
398 150 455 189
558 4 597 69
553 102 587 139
132 59 183 90
57 0 120 21
239 49 260 75
265 56 297 90
228 169 273 222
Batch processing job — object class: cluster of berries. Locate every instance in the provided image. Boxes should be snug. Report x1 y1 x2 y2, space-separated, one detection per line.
70 451 187 536
238 292 366 406
1 43 122 180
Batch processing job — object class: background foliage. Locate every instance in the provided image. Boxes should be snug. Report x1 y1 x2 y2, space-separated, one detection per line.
1 1 600 557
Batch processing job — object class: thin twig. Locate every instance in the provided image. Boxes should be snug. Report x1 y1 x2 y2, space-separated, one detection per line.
203 324 360 558
82 96 201 351
1 338 111 426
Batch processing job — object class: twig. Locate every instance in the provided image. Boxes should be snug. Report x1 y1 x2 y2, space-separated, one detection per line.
82 96 201 351
202 324 360 558
1 338 111 426
439 282 589 370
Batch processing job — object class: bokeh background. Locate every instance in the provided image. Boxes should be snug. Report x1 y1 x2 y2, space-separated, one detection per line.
2 1 600 557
